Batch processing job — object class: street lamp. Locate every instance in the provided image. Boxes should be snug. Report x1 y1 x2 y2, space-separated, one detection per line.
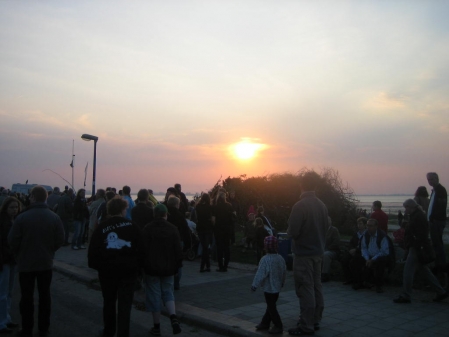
81 134 98 197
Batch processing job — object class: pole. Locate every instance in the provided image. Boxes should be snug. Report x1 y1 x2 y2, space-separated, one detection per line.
72 140 75 191
92 139 97 197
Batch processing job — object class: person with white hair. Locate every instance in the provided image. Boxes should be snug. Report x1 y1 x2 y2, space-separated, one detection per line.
426 172 448 267
393 198 448 304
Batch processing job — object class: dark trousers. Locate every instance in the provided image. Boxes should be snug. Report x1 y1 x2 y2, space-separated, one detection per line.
198 232 213 270
351 255 388 286
62 219 70 244
260 292 282 328
19 270 52 334
215 236 230 269
430 220 447 266
98 272 136 337
340 251 360 282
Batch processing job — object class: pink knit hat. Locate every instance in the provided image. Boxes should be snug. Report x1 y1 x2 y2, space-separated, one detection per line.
264 235 278 253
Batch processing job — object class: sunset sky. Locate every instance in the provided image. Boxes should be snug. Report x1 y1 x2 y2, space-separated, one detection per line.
1 1 448 195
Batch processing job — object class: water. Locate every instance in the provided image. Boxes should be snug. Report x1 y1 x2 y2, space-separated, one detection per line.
130 193 197 203
355 195 414 216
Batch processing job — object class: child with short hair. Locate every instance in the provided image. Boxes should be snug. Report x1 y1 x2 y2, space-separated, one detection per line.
251 236 287 335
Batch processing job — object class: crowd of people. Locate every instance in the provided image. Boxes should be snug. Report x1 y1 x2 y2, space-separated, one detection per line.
0 170 447 336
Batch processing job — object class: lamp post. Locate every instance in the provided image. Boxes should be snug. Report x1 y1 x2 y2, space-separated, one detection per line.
81 134 98 197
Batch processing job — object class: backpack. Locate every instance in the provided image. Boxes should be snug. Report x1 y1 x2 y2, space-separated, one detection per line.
364 230 396 273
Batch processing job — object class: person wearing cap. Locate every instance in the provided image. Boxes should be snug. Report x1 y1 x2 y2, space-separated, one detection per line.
142 203 183 336
251 236 287 335
393 199 448 304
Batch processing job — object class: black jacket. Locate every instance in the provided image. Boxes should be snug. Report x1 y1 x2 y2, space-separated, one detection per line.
404 208 429 249
167 206 191 243
88 216 144 276
213 202 233 240
73 197 89 221
131 203 154 230
195 203 214 234
0 216 15 265
429 184 447 221
142 218 183 277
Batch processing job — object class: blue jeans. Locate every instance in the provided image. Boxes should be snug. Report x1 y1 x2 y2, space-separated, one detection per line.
198 232 213 270
0 264 16 329
72 220 85 248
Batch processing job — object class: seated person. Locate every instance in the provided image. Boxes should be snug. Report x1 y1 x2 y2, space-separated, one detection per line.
321 216 341 282
351 218 390 293
185 212 197 234
340 217 367 284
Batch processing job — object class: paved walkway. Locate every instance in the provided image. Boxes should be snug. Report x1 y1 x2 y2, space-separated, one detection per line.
54 245 449 337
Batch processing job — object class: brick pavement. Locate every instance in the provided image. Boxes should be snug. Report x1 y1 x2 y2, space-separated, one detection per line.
54 244 449 336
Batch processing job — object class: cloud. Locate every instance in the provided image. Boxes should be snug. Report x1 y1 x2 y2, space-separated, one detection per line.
366 92 408 111
76 114 93 129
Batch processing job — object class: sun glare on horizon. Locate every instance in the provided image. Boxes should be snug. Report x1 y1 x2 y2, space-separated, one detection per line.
231 139 266 161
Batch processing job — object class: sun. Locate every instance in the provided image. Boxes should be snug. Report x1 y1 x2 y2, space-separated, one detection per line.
231 140 266 160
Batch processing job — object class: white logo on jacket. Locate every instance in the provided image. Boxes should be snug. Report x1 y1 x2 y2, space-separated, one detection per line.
105 232 131 249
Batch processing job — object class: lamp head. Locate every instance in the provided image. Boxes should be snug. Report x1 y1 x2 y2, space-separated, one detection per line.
81 134 98 142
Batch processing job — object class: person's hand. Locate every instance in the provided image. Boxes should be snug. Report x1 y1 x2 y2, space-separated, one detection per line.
251 286 257 292
366 259 373 267
349 249 356 256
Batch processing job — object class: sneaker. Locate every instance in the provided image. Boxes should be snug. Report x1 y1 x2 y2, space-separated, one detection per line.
171 318 181 334
433 291 449 302
6 323 18 329
72 246 79 250
314 323 320 331
149 327 161 336
393 295 411 303
79 245 86 249
0 328 12 334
